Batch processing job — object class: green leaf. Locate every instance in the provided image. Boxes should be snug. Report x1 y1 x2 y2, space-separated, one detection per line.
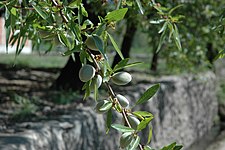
70 22 81 41
128 136 140 150
147 125 153 144
92 34 107 61
93 23 106 36
105 8 128 22
113 58 143 72
83 80 91 100
99 101 113 112
32 5 48 20
123 62 143 69
158 21 168 34
133 111 154 118
81 4 88 17
107 32 124 59
18 36 27 55
174 145 183 150
160 142 177 150
106 109 112 134
120 132 133 149
135 0 144 14
113 58 129 72
5 27 11 53
10 7 17 17
68 0 79 8
58 33 71 49
173 24 182 51
144 145 154 150
214 49 225 60
62 45 82 56
168 4 184 15
137 118 153 131
156 26 167 53
93 81 98 101
111 124 135 133
135 84 160 105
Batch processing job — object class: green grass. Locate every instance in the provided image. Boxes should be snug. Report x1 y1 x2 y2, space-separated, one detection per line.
0 53 67 68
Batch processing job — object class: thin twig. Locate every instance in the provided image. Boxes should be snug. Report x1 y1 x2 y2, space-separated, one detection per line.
50 0 68 23
87 49 143 150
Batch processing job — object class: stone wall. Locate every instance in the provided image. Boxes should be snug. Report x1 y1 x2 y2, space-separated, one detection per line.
0 71 218 150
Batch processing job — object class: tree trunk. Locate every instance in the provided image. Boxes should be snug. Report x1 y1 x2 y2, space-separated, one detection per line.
52 53 83 91
150 49 158 72
111 20 137 68
52 1 103 91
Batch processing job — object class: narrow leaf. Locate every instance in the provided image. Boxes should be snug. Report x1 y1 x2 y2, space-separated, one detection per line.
92 34 107 61
174 145 183 150
106 109 112 134
58 33 71 48
147 125 153 144
173 24 182 51
99 101 112 111
111 124 135 133
105 8 128 22
133 111 154 118
107 32 124 59
123 62 143 69
137 118 152 131
158 22 168 34
168 4 184 15
144 145 154 150
156 26 167 53
214 49 225 60
32 5 48 20
113 58 129 72
160 142 176 150
135 0 144 14
135 84 160 105
62 45 82 56
129 136 140 150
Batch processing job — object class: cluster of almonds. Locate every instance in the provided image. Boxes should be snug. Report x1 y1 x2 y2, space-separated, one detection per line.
78 35 141 149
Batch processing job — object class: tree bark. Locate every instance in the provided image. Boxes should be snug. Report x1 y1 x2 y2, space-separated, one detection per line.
150 49 158 72
52 53 84 91
52 1 103 91
111 20 137 68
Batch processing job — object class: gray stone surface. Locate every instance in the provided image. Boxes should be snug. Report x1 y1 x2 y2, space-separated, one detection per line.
0 71 218 150
118 71 218 149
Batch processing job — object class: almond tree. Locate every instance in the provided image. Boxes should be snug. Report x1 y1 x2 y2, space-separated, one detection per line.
0 0 183 149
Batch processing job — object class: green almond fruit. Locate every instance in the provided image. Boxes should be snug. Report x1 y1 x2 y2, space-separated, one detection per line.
120 132 133 149
116 94 129 108
111 72 132 85
85 36 98 51
127 115 140 130
90 75 103 91
79 64 96 82
95 100 112 113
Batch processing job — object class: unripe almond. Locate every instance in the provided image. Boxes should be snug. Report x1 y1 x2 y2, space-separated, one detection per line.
95 100 112 113
116 94 129 108
90 75 103 91
127 115 140 130
120 132 133 149
85 36 98 51
79 64 96 82
111 72 132 85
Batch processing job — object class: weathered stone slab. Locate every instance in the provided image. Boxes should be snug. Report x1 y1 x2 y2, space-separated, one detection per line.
0 72 218 150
